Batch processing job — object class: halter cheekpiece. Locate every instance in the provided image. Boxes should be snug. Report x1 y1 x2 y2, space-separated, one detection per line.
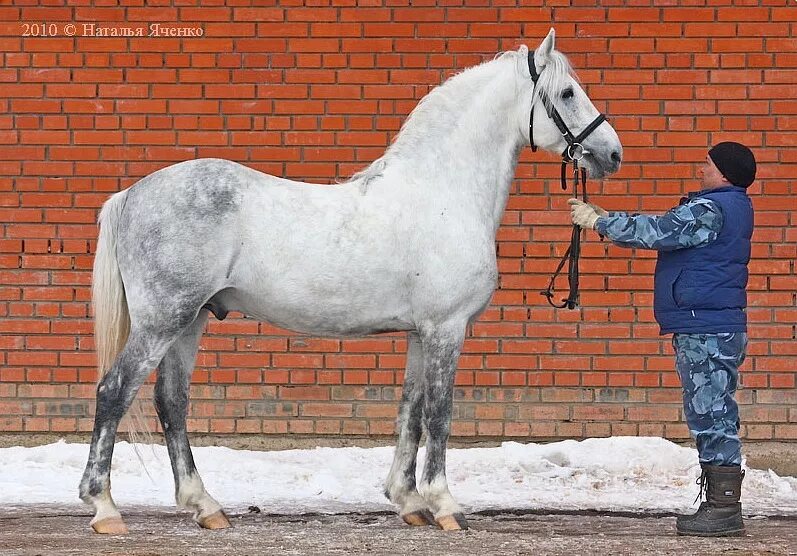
527 52 607 310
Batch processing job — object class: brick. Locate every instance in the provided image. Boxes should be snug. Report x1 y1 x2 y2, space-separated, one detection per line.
326 354 376 369
301 403 352 418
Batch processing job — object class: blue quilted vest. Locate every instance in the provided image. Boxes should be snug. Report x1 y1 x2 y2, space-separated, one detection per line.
654 186 753 334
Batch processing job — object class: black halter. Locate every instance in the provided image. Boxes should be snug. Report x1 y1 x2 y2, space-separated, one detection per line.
527 52 607 162
527 53 607 310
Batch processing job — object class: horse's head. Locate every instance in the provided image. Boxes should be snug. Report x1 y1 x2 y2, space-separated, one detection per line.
520 29 622 179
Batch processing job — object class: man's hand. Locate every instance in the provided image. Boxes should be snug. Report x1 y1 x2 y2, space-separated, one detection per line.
588 201 608 217
568 198 605 230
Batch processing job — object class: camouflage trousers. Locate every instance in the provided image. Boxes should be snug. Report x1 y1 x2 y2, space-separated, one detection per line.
672 332 747 466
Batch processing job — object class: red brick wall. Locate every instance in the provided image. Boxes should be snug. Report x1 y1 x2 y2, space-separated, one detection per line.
1 3 795 442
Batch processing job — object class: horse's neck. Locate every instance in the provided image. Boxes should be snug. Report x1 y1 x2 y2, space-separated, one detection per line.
388 61 524 234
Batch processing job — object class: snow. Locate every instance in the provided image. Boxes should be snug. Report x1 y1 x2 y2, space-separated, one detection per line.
1 436 795 516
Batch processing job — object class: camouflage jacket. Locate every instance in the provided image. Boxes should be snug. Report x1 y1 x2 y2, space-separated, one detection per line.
594 197 724 251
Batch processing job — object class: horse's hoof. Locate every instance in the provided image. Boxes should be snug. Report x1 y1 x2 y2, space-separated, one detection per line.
198 510 231 530
91 517 128 535
401 509 435 526
435 512 469 531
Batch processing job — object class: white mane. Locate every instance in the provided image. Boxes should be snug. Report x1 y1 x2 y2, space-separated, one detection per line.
346 48 576 186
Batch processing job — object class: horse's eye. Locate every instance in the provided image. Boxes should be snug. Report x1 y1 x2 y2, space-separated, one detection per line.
562 88 574 100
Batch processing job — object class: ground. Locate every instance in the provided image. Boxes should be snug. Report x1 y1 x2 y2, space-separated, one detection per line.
2 506 796 556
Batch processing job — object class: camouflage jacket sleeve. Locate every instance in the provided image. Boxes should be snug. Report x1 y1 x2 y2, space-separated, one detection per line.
593 197 724 251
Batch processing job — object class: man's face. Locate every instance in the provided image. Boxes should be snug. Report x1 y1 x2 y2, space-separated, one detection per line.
698 155 729 188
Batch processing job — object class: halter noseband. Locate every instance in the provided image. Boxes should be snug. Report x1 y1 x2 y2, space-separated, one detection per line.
527 52 607 310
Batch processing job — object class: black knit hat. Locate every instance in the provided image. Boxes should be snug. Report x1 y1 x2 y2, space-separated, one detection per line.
708 142 756 188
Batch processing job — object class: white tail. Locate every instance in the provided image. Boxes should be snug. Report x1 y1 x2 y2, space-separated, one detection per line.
93 190 131 380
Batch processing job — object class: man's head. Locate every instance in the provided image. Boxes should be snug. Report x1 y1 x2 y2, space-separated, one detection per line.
700 142 757 188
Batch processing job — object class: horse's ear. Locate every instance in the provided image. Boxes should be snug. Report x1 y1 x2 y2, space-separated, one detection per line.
534 28 556 69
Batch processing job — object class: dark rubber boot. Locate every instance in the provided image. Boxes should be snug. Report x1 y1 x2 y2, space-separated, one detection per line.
676 464 745 537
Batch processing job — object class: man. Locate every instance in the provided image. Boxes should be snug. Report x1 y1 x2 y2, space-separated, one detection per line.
569 142 756 537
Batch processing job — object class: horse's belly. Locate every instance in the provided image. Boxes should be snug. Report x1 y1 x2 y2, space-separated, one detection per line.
216 280 415 337
222 184 497 335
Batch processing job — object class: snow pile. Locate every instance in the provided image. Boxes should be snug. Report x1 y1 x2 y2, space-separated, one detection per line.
1 437 795 516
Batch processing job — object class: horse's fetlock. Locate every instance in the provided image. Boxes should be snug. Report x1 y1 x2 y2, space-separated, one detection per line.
384 482 405 504
176 472 218 514
78 485 92 503
385 470 416 502
80 471 108 500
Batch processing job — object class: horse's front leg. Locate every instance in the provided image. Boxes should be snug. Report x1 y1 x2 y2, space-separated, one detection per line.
417 323 469 531
154 312 229 530
385 332 435 526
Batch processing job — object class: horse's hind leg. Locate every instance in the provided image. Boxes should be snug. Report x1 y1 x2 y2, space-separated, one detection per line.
385 332 434 526
79 329 177 534
417 322 469 531
154 310 229 530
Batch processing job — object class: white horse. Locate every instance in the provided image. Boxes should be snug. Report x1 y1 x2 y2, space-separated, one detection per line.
81 29 622 534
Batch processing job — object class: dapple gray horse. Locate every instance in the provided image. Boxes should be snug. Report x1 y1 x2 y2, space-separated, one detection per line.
80 29 622 534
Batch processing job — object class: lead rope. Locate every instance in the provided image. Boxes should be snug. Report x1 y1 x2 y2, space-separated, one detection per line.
541 159 587 309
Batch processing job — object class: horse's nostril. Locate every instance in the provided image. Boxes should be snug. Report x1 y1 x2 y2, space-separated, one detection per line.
611 151 622 163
